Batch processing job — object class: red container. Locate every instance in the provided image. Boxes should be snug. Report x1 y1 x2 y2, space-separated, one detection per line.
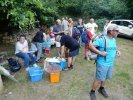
45 47 50 55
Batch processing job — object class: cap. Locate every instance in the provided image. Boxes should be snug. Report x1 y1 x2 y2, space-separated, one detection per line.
107 24 119 31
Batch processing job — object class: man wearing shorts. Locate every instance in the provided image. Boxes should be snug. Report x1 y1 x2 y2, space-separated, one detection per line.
56 35 80 70
89 24 119 100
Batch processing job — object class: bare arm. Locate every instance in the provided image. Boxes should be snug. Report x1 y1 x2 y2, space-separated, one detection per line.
53 31 64 34
89 41 106 56
95 24 98 34
60 45 65 58
43 33 47 41
95 26 98 33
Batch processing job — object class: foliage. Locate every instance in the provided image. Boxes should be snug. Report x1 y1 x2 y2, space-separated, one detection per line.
0 0 58 31
82 0 129 19
95 18 108 31
0 0 132 32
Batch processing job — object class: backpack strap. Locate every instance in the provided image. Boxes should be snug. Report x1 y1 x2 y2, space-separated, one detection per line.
93 36 106 64
103 36 107 61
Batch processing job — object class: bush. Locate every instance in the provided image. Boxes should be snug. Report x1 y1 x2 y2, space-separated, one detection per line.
95 18 108 32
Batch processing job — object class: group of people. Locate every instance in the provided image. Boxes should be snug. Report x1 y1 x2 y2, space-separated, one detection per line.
15 17 120 100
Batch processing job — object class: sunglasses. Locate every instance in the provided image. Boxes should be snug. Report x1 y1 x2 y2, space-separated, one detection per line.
112 30 119 32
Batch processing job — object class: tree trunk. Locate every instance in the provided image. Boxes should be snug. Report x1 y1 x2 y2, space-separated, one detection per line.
0 75 4 95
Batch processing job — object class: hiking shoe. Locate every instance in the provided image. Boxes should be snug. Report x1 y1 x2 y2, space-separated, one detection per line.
84 56 87 60
84 56 90 61
90 91 96 100
98 88 109 98
70 65 73 69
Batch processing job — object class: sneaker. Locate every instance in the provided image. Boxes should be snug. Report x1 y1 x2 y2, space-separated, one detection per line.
84 56 90 61
26 67 29 71
70 65 73 69
90 91 96 100
33 63 38 67
98 88 109 98
84 56 87 60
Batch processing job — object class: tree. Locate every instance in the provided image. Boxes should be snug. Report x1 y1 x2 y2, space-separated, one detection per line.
0 0 58 32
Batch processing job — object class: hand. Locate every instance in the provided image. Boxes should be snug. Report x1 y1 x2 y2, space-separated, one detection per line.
58 57 62 61
58 31 64 34
22 49 28 53
117 50 121 57
99 51 107 56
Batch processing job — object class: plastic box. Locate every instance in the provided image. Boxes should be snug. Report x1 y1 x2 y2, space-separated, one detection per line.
45 47 50 55
29 66 44 82
50 59 66 69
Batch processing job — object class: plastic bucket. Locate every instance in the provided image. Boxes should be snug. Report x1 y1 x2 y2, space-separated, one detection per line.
50 72 60 83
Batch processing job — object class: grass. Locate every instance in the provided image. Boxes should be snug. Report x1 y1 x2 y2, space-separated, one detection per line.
0 37 133 100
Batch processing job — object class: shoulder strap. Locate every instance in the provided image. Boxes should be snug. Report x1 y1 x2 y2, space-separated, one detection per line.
94 36 106 64
103 36 106 61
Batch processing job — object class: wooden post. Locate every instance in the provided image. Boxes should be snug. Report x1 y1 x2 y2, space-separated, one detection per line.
0 75 4 95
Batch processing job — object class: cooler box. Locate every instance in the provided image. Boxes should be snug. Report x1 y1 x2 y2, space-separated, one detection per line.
29 66 44 82
50 58 66 70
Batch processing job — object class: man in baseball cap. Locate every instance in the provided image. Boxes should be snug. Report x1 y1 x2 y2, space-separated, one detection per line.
89 24 119 100
107 24 119 31
107 24 119 38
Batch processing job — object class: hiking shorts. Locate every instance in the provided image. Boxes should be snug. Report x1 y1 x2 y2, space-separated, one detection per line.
69 48 79 57
96 64 113 81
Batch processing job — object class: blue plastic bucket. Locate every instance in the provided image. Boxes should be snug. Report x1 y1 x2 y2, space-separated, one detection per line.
29 66 44 82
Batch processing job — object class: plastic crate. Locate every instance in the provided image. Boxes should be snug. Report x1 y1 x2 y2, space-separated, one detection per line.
29 66 44 82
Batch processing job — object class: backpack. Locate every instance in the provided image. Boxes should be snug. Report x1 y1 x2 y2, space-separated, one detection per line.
81 30 92 43
7 58 21 72
89 35 106 61
72 27 81 40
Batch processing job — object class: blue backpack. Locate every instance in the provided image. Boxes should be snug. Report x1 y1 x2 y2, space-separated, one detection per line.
72 27 81 40
81 31 89 43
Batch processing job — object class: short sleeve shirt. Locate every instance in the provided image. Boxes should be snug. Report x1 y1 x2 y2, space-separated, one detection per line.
61 35 80 51
93 36 117 67
53 25 64 37
15 40 28 54
85 23 98 35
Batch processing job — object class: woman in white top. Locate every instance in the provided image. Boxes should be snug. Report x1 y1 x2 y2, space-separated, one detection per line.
15 35 37 71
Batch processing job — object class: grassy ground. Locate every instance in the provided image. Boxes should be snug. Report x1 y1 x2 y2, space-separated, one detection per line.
0 37 133 100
